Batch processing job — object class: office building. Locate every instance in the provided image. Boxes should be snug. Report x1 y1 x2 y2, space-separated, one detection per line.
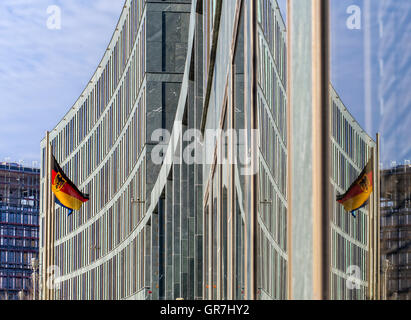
287 0 380 300
381 165 411 300
40 0 192 300
330 86 377 300
40 0 380 300
0 163 40 300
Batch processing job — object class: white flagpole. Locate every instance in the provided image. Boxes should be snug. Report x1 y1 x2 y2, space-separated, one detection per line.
49 143 55 300
376 133 381 299
42 131 50 300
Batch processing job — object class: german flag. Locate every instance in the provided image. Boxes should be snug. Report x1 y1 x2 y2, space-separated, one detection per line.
337 155 373 215
51 155 89 216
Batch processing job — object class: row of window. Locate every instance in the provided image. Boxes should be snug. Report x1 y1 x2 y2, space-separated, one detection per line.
0 238 38 249
0 175 39 187
51 92 146 242
331 273 367 300
258 226 287 300
0 170 39 293
42 1 146 177
0 204 38 211
332 192 368 245
0 227 38 238
44 31 147 246
41 10 147 282
0 212 39 226
258 34 287 145
330 91 373 300
332 142 370 192
259 166 287 252
256 1 288 300
387 253 410 269
332 229 367 283
66 64 146 189
55 161 145 276
332 98 370 169
258 94 287 196
55 228 147 300
382 230 411 249
0 209 35 222
0 251 36 266
50 23 146 186
257 0 287 85
382 211 411 227
0 276 32 292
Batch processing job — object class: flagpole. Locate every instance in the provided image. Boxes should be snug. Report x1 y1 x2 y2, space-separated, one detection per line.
376 133 381 299
47 132 52 300
374 146 377 299
42 131 50 300
50 145 55 300
312 0 331 300
373 138 379 299
45 132 53 300
372 145 376 299
367 146 375 300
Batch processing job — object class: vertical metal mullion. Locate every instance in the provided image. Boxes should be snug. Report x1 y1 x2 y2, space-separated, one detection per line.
312 0 331 300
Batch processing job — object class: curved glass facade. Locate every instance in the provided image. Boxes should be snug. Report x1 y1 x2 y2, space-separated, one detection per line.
0 164 40 300
40 0 191 300
39 0 380 301
330 85 376 300
256 0 288 300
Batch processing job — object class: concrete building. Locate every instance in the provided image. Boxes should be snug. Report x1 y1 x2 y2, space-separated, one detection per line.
0 163 40 300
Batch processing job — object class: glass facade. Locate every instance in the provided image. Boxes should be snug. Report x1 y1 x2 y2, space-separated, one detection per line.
200 0 288 300
330 85 375 300
201 0 250 300
39 0 379 301
40 0 192 300
256 0 288 300
0 163 40 300
381 166 411 300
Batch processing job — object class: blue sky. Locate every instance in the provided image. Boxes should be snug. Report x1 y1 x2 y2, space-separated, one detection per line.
0 0 409 168
331 0 411 167
277 0 286 22
0 0 124 167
